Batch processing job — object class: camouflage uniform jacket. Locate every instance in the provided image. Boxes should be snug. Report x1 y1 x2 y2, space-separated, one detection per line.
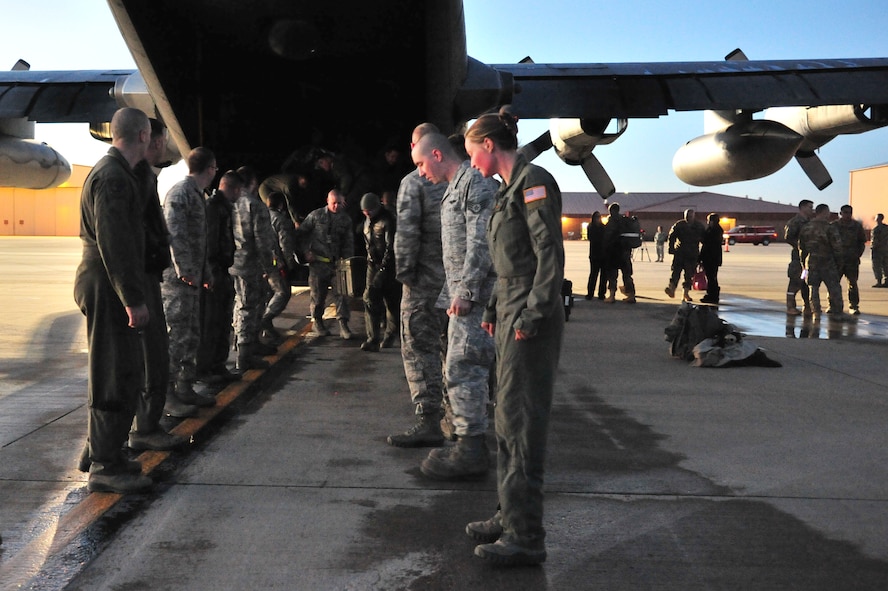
436 161 497 308
231 192 277 278
162 175 211 285
294 204 354 263
667 219 705 258
784 213 810 262
78 146 146 308
832 218 867 264
799 218 843 270
394 169 446 292
873 222 888 252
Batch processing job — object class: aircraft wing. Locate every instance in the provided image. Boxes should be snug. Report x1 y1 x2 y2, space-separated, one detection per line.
495 58 888 119
0 70 128 123
3 0 888 195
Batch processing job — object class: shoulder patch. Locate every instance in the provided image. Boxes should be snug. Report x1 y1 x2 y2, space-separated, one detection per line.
523 185 547 204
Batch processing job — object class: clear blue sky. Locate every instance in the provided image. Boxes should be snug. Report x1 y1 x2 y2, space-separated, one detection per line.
3 0 887 210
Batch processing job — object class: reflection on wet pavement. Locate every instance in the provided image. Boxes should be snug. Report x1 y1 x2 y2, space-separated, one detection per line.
713 295 888 341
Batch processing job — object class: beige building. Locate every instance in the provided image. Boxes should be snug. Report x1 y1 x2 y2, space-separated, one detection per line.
0 164 90 236
849 162 888 234
8 169 879 240
561 191 798 241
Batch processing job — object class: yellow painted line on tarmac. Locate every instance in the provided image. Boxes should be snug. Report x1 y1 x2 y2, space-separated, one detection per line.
32 324 312 571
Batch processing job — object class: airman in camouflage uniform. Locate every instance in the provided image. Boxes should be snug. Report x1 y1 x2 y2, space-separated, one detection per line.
832 204 867 314
410 132 498 479
293 189 355 338
799 203 845 318
784 199 814 315
262 190 299 342
161 147 218 410
231 169 279 369
387 124 449 448
665 208 705 302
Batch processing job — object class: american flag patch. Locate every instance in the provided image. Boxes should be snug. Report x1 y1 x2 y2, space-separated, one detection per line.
523 185 547 203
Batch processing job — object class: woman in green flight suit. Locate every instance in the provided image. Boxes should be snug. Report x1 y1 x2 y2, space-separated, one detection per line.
462 106 565 566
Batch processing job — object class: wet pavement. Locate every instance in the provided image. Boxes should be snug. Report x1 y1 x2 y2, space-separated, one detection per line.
2 237 888 590
713 295 888 340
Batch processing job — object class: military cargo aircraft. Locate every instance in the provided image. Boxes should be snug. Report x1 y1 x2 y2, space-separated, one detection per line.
2 0 888 198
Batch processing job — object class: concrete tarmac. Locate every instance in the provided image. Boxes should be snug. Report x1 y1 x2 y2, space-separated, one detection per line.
2 237 888 590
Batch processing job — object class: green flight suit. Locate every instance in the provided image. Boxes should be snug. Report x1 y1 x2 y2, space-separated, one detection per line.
483 155 565 550
74 147 147 470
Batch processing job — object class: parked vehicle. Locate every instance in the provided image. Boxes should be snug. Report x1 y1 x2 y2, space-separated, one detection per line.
725 225 778 246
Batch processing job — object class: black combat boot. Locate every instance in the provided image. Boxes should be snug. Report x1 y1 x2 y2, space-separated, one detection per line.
236 342 270 371
174 378 216 407
361 315 381 351
260 315 282 344
386 413 444 448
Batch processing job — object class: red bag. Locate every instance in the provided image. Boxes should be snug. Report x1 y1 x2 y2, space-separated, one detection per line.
692 265 708 291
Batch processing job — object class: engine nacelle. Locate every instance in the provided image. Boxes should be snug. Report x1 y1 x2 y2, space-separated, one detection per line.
765 104 888 151
549 117 626 165
0 136 72 189
672 120 803 186
112 72 158 118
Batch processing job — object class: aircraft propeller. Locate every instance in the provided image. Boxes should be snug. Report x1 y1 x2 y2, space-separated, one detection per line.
514 55 617 198
726 49 833 190
517 130 552 162
795 150 833 190
517 122 619 198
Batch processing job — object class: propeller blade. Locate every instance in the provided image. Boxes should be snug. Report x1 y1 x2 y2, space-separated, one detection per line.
581 153 616 198
518 131 553 162
795 151 833 190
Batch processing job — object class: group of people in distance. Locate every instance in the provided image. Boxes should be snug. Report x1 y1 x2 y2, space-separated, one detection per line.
785 200 872 319
586 198 880 320
75 106 566 567
584 202 640 304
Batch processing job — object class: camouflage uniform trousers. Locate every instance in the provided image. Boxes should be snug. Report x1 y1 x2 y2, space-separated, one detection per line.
233 273 266 345
873 248 888 284
161 279 201 382
308 262 350 322
444 302 495 437
838 257 861 310
264 272 290 320
400 284 448 415
786 259 810 305
669 253 698 290
806 259 844 314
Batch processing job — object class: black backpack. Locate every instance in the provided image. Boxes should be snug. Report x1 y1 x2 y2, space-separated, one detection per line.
620 216 643 249
664 302 730 360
